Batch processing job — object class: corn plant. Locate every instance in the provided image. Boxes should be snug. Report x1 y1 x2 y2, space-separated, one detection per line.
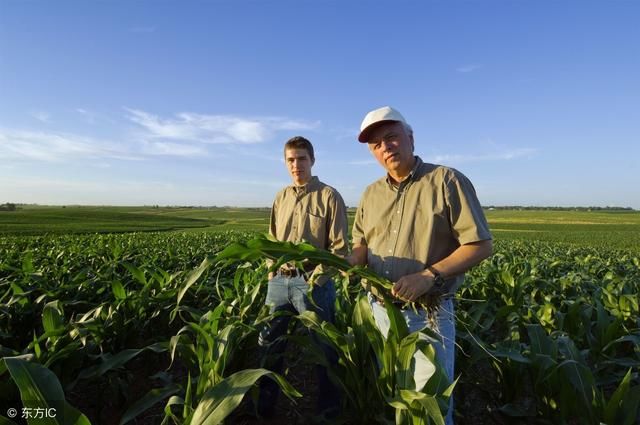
215 235 454 424
2 356 91 425
214 233 442 312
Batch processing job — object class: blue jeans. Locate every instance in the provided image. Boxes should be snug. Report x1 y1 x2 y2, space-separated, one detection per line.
370 295 456 425
258 275 339 416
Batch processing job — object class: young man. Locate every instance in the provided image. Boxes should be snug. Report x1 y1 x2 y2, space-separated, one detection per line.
258 136 348 418
347 106 493 424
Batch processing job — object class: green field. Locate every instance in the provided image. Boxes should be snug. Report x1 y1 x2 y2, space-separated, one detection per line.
2 206 639 251
0 206 271 234
485 209 640 251
1 207 638 424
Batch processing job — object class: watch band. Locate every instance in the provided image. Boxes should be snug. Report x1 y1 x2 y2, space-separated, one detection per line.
427 266 445 291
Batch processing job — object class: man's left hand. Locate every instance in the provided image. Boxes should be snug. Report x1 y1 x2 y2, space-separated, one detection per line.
391 272 432 302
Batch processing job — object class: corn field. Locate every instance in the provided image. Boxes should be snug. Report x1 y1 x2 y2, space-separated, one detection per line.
1 231 638 424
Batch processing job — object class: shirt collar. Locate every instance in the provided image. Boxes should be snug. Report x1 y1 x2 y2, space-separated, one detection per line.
385 156 423 189
291 176 320 194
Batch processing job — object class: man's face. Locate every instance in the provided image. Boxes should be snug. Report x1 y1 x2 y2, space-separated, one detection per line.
285 148 313 186
366 121 414 178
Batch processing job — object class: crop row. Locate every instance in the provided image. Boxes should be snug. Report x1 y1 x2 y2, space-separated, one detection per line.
1 232 638 424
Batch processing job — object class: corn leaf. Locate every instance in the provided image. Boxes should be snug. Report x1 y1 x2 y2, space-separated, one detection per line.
76 343 166 381
175 257 213 312
3 357 91 425
119 385 181 425
42 300 64 335
604 368 637 425
189 368 301 425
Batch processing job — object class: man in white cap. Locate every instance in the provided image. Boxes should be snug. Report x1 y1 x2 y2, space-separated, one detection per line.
347 106 493 423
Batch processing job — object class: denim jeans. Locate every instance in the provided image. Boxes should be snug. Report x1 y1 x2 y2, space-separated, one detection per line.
257 274 339 417
370 295 456 425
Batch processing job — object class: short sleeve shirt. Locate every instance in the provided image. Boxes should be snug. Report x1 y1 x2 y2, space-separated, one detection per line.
270 176 349 284
352 156 492 294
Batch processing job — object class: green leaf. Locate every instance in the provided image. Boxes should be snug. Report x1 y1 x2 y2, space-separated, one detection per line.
526 324 557 358
388 389 445 425
0 416 18 425
122 262 147 286
176 257 212 310
42 301 64 334
77 343 166 381
395 332 419 389
111 280 127 300
604 368 633 424
353 294 385 361
556 359 594 417
384 301 409 340
119 385 181 425
3 357 91 425
190 368 301 425
22 252 34 274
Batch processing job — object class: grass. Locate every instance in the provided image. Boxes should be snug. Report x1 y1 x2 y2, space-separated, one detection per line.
1 205 639 251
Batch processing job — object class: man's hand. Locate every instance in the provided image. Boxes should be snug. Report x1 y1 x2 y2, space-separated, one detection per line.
342 245 368 278
391 271 433 302
345 244 367 267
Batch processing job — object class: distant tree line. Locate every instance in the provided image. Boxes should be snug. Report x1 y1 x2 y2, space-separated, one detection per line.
483 205 635 211
0 203 17 211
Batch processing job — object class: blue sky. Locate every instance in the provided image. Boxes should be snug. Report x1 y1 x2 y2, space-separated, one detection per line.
1 0 638 208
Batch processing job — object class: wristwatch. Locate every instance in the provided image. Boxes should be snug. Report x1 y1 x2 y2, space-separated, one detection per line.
427 266 446 293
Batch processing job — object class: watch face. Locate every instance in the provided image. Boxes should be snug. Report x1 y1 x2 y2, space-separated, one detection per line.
429 267 444 288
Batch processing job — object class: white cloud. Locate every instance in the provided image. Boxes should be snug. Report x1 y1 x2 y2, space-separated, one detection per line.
30 111 51 123
143 141 209 157
0 175 279 206
0 110 321 164
456 64 483 73
0 129 141 162
125 108 319 145
76 108 96 124
430 148 537 163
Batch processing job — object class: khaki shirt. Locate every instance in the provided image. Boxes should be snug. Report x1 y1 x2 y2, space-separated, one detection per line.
352 156 492 295
270 176 348 285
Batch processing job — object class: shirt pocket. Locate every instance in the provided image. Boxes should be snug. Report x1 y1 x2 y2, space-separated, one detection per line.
304 212 326 245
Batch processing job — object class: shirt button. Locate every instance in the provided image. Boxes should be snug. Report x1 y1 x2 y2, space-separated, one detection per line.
388 249 392 253
385 271 390 275
393 230 397 233
397 210 400 214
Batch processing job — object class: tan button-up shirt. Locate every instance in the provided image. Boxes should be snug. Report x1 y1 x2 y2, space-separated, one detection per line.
352 156 492 295
270 176 348 285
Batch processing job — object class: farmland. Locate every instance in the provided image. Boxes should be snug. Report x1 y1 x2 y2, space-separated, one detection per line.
2 206 639 251
0 207 638 424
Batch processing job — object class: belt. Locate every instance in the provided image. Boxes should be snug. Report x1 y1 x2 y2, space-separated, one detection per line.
278 267 301 278
278 264 316 278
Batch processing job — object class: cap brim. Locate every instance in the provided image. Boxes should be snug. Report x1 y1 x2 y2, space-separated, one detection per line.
358 119 397 143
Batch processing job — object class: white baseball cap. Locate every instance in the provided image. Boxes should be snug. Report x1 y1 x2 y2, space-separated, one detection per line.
358 106 408 143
